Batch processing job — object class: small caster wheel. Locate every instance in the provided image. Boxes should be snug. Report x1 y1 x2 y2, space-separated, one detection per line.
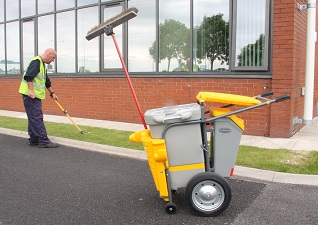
165 202 177 214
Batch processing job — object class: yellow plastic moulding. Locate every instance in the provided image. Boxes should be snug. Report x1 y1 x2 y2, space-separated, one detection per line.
129 129 169 200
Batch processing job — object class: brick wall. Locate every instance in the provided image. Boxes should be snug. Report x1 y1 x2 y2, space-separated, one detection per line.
2 77 272 136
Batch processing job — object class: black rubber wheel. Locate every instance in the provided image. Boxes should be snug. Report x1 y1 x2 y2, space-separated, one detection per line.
165 202 177 214
185 172 231 217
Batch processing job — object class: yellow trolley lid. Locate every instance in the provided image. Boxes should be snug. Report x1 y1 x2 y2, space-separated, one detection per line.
196 92 261 106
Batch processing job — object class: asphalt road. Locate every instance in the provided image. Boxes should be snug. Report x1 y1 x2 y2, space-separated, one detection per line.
1 133 318 225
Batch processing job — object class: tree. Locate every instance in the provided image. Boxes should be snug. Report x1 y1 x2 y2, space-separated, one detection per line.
237 34 265 67
149 19 189 72
195 14 229 71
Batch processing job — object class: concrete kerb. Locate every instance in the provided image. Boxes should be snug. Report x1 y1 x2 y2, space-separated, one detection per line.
1 127 318 187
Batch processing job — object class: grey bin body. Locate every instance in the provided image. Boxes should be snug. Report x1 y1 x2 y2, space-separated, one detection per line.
144 103 205 190
212 117 243 177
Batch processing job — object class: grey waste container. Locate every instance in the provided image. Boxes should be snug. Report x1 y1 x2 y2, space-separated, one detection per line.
144 103 205 190
211 108 244 177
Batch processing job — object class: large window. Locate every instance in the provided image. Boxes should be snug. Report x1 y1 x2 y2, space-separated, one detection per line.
0 0 271 76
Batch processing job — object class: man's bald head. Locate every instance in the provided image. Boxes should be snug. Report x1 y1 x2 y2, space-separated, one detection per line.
41 48 56 64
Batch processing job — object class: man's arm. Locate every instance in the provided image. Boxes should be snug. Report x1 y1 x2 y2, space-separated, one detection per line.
46 76 58 100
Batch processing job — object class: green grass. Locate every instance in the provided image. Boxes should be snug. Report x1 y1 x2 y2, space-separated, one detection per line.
1 116 318 175
237 146 318 175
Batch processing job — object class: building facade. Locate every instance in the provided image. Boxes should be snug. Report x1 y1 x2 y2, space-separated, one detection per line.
0 0 317 138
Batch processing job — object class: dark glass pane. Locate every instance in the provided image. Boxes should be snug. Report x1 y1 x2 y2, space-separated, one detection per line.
77 0 98 7
78 6 99 73
22 21 35 72
21 0 35 18
0 0 4 22
158 0 190 72
0 24 5 74
38 0 55 14
57 11 76 73
56 0 75 11
38 15 55 73
6 0 19 21
103 5 123 70
6 22 20 74
194 0 230 72
128 0 156 72
235 0 267 67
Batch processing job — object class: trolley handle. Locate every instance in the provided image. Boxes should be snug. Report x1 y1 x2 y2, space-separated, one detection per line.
260 91 273 97
275 95 290 103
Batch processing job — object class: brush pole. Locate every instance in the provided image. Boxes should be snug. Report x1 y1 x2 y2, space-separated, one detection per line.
110 33 147 129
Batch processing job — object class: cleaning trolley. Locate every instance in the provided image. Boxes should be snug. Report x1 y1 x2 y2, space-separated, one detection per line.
129 92 290 216
85 7 290 217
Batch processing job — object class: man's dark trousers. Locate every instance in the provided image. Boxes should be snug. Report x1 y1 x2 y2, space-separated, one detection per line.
22 95 50 145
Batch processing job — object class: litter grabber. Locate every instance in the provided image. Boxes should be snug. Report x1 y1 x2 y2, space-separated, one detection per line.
129 91 290 216
86 7 147 129
54 100 83 134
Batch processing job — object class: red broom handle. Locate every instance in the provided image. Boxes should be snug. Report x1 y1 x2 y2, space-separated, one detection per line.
111 34 147 129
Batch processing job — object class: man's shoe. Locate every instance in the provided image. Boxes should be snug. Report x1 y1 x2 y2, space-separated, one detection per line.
38 142 59 148
29 142 39 146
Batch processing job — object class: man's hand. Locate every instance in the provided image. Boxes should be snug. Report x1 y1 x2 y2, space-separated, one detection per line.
28 90 35 99
51 93 58 101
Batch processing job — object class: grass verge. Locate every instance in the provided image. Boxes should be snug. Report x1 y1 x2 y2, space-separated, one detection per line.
0 116 317 175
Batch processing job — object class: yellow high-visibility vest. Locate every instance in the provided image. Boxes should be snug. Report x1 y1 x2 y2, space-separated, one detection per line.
19 56 47 99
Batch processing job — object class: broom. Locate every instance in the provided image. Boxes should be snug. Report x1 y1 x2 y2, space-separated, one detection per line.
86 7 147 129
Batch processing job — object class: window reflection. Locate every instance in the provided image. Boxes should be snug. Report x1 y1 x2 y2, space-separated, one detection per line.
103 5 123 70
0 25 5 74
128 0 156 72
56 0 74 11
38 15 55 73
77 0 98 7
6 22 20 74
194 0 229 72
6 0 19 21
78 6 99 73
38 0 54 14
158 0 190 72
235 0 267 68
0 0 4 22
57 11 75 73
22 20 35 72
21 0 35 18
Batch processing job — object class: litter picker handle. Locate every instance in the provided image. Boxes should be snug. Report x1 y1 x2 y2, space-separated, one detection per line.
54 100 83 134
275 95 290 103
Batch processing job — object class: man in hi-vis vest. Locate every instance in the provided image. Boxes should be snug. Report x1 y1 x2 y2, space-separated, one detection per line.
19 48 59 148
